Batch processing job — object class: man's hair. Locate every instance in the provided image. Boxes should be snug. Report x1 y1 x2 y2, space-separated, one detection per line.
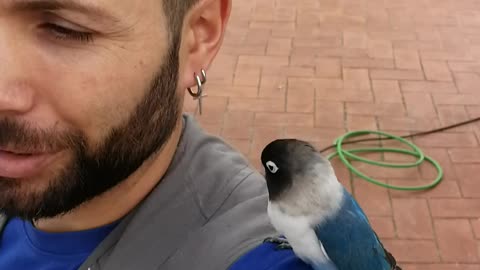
163 0 200 41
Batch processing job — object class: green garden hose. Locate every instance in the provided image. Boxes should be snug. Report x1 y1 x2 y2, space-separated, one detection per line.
325 130 444 191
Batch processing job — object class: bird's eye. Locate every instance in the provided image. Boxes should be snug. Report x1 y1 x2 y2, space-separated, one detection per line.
266 161 279 174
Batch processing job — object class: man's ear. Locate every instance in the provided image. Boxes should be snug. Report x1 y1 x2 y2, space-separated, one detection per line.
181 0 231 89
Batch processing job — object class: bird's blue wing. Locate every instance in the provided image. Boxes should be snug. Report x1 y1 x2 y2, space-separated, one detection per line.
314 190 396 270
346 192 400 269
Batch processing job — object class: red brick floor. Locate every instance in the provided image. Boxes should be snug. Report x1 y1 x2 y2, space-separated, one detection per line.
183 0 480 268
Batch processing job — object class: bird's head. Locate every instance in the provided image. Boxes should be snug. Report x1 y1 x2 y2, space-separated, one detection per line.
260 138 319 200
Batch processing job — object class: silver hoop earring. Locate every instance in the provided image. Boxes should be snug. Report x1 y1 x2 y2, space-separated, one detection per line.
187 69 207 115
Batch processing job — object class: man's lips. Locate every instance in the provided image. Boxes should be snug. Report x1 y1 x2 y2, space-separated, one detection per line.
0 146 50 155
0 149 58 179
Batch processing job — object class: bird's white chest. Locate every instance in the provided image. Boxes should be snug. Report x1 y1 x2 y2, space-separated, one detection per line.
267 202 332 264
267 202 312 234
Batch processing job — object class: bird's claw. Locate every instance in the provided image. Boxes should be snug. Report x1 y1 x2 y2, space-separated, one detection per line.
276 242 292 250
263 236 286 244
263 236 292 250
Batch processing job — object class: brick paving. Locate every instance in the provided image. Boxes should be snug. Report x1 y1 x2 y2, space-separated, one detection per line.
183 0 480 268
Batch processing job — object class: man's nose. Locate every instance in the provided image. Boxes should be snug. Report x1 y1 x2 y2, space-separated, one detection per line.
0 26 35 115
0 84 35 114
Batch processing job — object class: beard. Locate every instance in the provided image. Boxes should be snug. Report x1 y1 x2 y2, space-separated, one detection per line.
0 40 182 221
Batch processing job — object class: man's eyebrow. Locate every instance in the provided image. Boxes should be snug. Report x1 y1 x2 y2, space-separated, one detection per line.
7 0 120 23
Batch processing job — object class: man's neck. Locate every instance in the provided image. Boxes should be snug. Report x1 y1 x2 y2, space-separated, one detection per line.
33 119 184 233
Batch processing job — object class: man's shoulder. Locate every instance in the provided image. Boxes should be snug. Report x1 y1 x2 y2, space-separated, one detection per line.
229 242 313 270
142 115 279 269
179 114 268 218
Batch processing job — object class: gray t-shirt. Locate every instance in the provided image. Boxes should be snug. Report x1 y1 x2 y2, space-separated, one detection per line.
70 114 276 270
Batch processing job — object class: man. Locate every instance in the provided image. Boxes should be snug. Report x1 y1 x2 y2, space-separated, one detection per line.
0 0 317 269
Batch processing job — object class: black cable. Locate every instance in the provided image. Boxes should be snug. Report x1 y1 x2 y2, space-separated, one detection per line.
319 116 480 153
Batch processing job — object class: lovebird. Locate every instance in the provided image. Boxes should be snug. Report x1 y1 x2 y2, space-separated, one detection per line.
260 139 401 270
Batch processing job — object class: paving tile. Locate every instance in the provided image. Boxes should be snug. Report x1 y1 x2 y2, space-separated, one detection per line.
237 55 289 68
316 88 373 102
346 115 378 130
372 80 403 103
377 117 442 132
370 69 425 80
343 31 368 49
437 105 474 132
388 179 462 198
435 219 479 262
207 84 259 98
315 100 345 128
448 61 480 73
369 216 396 238
287 87 314 113
259 75 287 98
315 58 342 78
266 37 292 56
225 138 251 157
420 50 473 61
393 40 443 51
403 93 437 118
233 66 262 87
289 77 343 90
394 49 422 70
293 37 343 49
467 106 480 118
221 111 254 140
400 81 457 93
413 132 478 148
342 58 395 69
392 198 435 239
284 127 345 145
455 164 480 198
353 178 392 216
433 94 480 106
422 60 453 81
313 78 345 89
473 218 480 239
228 98 285 112
449 148 480 163
430 199 480 218
368 39 394 59
454 73 480 93
381 239 439 263
346 102 406 116
368 30 417 41
263 66 315 77
254 112 314 127
402 264 480 270
343 68 371 90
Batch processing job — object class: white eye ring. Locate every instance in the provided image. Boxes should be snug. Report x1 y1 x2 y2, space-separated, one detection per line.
266 161 279 174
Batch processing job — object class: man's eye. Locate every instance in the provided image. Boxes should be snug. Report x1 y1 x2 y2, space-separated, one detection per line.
41 23 94 43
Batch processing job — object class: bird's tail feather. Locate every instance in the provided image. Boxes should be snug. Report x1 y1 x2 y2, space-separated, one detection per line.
372 230 402 270
384 248 402 270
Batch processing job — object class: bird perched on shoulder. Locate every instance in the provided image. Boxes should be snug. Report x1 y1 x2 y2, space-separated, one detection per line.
260 138 401 270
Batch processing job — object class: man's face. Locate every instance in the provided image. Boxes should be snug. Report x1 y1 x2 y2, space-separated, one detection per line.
0 0 184 219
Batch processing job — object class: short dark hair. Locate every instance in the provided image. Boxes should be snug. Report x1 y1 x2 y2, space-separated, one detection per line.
162 0 200 40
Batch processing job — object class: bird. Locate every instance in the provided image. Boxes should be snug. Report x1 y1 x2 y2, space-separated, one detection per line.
260 138 401 270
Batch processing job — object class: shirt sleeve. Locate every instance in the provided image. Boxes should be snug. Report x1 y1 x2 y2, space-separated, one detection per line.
228 242 314 270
